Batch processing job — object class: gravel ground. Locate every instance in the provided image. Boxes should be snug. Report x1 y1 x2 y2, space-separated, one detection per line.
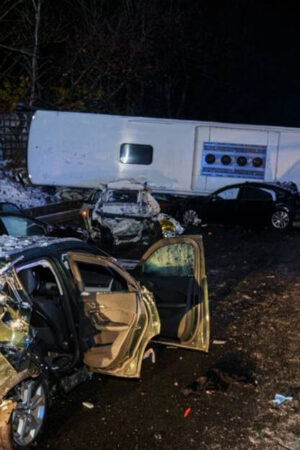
39 225 300 450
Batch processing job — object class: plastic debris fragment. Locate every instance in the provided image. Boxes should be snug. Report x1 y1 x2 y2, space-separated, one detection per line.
143 348 156 363
183 408 192 418
82 402 94 409
273 394 293 405
212 340 227 345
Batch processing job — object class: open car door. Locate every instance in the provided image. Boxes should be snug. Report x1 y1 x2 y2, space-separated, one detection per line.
136 235 209 352
67 252 160 378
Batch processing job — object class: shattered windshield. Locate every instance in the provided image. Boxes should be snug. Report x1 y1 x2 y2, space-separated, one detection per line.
106 190 138 204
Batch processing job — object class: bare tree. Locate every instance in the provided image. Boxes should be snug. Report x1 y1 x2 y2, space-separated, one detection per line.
29 0 41 107
0 0 67 110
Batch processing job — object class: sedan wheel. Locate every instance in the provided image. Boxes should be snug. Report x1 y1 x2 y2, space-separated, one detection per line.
182 209 200 227
271 210 290 230
11 379 47 448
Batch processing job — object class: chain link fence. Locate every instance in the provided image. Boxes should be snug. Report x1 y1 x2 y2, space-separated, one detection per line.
0 112 33 168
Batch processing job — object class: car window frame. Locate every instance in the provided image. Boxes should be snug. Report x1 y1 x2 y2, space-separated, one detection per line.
239 186 276 201
0 214 47 237
215 186 240 200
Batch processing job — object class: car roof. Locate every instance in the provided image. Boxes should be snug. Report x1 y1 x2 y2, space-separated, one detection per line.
0 202 22 212
0 212 41 220
213 181 294 194
0 235 102 262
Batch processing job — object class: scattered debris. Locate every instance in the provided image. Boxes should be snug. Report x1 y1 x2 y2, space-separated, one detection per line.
182 353 258 396
0 170 57 208
273 394 293 405
143 348 156 363
82 402 94 409
154 433 162 441
183 408 192 418
0 169 88 210
82 180 184 245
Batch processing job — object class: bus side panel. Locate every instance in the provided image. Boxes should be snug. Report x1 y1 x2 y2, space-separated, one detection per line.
27 111 195 192
192 126 279 194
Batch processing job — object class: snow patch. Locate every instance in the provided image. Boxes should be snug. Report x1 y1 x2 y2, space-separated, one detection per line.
0 171 57 209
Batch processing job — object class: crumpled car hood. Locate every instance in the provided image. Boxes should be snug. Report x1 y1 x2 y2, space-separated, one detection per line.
0 266 32 392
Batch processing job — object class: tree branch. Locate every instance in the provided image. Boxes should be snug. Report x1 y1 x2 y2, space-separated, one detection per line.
0 0 24 22
0 43 32 56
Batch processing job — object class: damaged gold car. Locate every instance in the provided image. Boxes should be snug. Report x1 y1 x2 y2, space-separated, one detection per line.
0 234 209 449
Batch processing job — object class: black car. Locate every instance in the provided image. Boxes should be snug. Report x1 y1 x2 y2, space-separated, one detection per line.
0 207 84 239
180 182 300 230
0 234 209 448
0 202 23 214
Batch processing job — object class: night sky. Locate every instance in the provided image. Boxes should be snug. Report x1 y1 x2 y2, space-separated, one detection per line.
1 0 300 127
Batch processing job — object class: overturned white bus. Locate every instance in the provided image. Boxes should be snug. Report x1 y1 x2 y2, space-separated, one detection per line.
28 110 300 195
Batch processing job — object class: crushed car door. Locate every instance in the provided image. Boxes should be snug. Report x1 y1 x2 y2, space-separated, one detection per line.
67 252 160 378
136 236 209 352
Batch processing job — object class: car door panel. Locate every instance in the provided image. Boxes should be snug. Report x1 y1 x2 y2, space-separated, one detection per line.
203 187 240 224
141 277 192 339
238 186 274 224
83 292 137 331
136 236 209 352
67 252 160 378
83 292 139 369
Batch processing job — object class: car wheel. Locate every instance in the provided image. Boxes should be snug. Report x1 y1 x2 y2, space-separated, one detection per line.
10 378 48 449
270 209 290 230
182 209 200 227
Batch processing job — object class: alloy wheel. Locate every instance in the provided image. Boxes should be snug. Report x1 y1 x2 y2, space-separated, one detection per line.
271 210 290 230
12 379 46 447
182 209 199 227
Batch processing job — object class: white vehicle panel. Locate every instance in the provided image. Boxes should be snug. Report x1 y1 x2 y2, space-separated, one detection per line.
27 110 300 195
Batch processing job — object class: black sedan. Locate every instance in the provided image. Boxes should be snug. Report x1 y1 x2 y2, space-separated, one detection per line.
0 208 84 239
180 182 300 230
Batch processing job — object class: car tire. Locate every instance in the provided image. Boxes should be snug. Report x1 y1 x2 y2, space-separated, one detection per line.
270 209 291 230
182 209 199 227
1 377 48 449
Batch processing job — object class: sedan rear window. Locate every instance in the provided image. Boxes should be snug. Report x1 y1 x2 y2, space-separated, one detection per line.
0 216 45 237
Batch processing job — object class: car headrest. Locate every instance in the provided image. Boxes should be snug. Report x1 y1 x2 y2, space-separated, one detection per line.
18 269 37 295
